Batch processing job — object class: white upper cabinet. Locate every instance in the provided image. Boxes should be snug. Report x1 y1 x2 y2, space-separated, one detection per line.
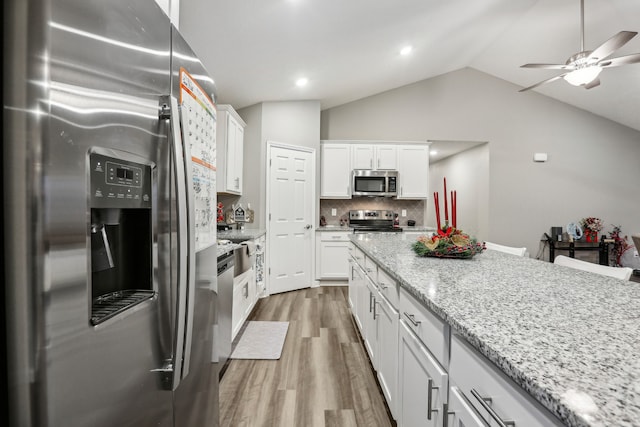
320 141 429 199
376 145 398 170
352 144 397 170
217 105 246 195
320 142 352 199
397 144 430 199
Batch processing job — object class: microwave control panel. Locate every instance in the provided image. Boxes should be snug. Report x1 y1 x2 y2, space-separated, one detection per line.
388 176 397 192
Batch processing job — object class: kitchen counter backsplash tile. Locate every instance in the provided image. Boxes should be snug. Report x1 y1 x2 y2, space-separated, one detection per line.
349 233 640 427
218 228 266 242
319 198 424 226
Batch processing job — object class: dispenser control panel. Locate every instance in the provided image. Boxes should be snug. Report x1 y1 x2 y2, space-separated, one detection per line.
90 151 152 209
105 161 142 187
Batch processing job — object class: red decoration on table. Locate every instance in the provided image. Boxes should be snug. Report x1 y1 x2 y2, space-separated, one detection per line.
453 190 457 228
443 177 448 221
434 191 441 230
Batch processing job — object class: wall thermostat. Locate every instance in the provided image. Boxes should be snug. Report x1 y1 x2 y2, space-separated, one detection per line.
533 153 548 162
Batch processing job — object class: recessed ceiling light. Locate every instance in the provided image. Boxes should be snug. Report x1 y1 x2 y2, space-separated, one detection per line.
296 77 309 87
400 46 413 56
430 150 438 156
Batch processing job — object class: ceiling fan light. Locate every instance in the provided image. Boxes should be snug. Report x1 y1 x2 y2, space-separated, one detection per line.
563 66 603 86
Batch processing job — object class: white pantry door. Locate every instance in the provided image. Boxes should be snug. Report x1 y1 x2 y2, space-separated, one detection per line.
267 143 315 294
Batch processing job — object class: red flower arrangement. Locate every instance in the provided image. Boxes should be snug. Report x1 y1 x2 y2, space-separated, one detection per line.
580 217 603 243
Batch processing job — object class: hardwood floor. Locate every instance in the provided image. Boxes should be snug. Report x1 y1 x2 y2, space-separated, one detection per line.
219 286 394 427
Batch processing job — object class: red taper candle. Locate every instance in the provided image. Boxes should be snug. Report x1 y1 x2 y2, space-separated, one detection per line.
443 177 448 221
454 190 457 228
434 192 441 230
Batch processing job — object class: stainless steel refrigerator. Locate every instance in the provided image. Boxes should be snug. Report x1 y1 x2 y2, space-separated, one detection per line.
4 0 220 425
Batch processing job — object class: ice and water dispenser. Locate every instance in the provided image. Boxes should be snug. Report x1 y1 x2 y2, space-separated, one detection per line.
89 151 154 325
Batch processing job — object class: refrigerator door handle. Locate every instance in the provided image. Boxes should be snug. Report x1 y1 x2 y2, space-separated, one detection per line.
178 97 197 381
161 94 190 391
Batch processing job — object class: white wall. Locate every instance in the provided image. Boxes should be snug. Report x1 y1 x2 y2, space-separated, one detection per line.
156 0 180 26
321 67 640 257
429 144 490 242
238 101 321 229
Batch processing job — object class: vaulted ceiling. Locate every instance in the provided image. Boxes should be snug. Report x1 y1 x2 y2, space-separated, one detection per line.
180 0 640 131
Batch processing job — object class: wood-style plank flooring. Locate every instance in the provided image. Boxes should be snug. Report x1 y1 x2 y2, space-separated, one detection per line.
219 286 394 427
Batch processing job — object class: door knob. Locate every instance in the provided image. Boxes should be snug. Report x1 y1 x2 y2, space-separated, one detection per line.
304 224 312 229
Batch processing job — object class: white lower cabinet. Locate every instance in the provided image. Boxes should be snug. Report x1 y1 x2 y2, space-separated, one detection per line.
398 321 448 427
350 260 366 332
362 276 378 363
316 231 350 280
231 268 256 340
375 292 399 420
447 386 487 427
448 333 564 427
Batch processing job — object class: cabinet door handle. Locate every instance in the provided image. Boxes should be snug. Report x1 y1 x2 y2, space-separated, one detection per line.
366 267 373 273
369 292 374 313
379 282 388 290
403 312 421 327
373 299 379 320
427 378 439 420
470 389 516 427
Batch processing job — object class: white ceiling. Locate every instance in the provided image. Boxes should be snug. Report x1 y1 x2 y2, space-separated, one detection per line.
179 0 640 132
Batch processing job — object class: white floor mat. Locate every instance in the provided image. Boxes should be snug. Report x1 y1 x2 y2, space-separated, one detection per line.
229 321 289 360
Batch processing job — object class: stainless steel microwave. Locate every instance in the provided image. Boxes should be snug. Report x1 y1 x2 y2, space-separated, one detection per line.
352 170 398 197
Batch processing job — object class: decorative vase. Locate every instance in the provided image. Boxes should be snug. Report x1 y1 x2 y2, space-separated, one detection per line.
585 231 598 243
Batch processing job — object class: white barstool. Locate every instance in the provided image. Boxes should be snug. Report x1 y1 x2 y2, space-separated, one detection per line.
484 241 527 257
632 234 640 253
554 255 633 280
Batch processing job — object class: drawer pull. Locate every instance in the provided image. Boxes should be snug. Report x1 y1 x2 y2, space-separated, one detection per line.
331 235 343 239
427 378 439 420
403 312 422 327
470 389 516 427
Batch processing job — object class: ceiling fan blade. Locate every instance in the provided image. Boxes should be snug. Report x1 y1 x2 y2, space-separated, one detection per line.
583 78 600 89
598 53 640 68
520 63 571 70
519 74 568 92
588 31 638 61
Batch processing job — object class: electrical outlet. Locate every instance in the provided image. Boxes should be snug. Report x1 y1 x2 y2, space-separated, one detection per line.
401 209 407 217
331 208 337 216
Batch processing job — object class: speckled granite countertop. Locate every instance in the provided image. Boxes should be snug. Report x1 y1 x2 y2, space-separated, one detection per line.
316 226 353 232
350 233 640 427
217 228 266 242
316 226 436 233
216 243 241 257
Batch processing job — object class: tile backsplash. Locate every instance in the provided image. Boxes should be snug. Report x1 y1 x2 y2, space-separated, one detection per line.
319 198 425 226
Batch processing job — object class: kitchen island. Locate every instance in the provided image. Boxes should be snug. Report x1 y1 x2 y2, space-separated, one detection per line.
350 233 640 427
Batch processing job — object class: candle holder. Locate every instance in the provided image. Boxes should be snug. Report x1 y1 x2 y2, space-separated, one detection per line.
412 225 485 259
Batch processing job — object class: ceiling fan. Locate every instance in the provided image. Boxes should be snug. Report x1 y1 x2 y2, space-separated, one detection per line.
519 0 640 92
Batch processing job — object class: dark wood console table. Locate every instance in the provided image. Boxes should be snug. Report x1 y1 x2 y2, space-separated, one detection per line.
547 239 610 266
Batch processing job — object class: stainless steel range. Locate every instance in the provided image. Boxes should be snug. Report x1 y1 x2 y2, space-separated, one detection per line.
349 210 403 233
